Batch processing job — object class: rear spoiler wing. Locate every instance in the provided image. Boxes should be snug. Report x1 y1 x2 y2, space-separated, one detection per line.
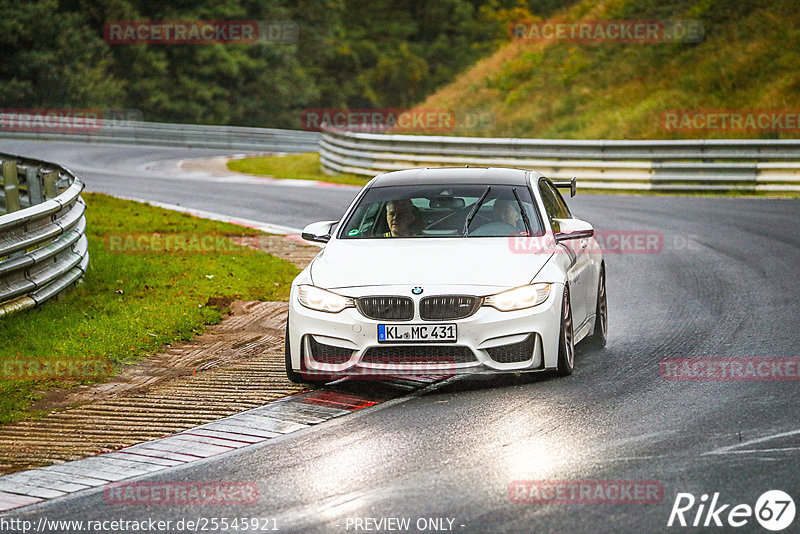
553 177 577 197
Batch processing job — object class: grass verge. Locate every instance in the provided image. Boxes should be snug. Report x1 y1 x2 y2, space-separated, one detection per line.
0 193 300 424
416 0 800 140
227 152 369 186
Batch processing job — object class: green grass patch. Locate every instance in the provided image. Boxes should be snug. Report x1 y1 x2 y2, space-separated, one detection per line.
0 193 300 424
227 152 369 186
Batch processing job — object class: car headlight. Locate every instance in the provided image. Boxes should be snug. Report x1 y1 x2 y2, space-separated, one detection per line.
297 285 354 313
484 283 551 311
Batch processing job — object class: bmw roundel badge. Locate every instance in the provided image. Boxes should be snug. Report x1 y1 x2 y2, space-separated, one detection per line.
411 286 423 295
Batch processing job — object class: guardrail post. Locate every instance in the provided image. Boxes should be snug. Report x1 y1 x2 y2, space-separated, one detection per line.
2 160 21 213
42 170 58 198
27 167 44 205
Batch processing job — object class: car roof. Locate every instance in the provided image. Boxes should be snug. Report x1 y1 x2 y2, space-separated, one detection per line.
369 167 540 187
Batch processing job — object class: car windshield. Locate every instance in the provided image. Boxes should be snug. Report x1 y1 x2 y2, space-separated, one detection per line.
338 184 541 239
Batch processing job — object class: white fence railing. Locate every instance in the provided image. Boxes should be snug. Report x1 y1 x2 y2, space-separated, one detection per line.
319 128 800 192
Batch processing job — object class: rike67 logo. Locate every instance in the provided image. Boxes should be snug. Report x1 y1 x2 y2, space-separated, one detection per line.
668 490 796 531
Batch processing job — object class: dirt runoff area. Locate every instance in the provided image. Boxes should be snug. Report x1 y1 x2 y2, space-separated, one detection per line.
0 235 321 475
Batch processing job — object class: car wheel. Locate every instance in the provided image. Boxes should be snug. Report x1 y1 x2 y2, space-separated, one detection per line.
586 264 607 348
556 285 575 376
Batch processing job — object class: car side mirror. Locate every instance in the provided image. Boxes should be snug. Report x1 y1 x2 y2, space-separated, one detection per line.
553 218 594 242
301 220 338 243
553 177 577 197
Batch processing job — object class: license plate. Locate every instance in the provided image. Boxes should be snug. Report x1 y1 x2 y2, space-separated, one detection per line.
377 324 457 343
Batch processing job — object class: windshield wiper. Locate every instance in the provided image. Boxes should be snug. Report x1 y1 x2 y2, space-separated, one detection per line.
463 186 492 237
512 187 533 235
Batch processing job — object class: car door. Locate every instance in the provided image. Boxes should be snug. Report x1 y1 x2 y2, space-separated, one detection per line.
538 179 592 328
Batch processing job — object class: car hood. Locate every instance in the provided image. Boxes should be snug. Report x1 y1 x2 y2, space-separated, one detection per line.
310 238 552 289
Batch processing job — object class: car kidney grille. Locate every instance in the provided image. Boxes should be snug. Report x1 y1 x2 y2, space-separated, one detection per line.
307 336 352 364
362 345 475 364
356 296 414 321
486 334 535 363
419 295 482 320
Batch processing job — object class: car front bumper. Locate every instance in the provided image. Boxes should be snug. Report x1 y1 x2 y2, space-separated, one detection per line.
287 284 565 378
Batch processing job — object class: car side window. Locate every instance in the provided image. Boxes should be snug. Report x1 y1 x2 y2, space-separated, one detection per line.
551 186 571 219
359 203 380 235
538 179 571 221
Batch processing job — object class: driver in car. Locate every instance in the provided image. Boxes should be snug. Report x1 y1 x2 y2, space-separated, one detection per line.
492 199 521 228
384 199 424 237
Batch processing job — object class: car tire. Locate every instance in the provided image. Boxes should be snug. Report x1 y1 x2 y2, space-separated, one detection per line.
585 264 608 349
556 285 575 376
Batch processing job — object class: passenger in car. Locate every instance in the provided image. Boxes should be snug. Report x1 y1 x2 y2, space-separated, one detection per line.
384 199 424 237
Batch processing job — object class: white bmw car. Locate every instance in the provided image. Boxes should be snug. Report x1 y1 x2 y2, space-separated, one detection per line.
285 167 606 383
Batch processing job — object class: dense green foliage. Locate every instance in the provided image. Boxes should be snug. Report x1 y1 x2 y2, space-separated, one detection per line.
3 0 795 137
0 0 577 128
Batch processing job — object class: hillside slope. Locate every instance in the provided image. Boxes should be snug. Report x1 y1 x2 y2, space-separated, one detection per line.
415 0 800 139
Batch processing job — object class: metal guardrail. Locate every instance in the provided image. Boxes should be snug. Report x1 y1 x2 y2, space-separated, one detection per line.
0 153 89 317
0 117 321 153
319 128 800 192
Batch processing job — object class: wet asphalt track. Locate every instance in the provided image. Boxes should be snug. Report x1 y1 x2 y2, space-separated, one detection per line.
0 139 357 229
2 140 800 533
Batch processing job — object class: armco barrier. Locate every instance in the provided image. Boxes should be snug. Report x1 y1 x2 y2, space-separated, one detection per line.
319 128 800 192
0 153 89 316
0 116 320 153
